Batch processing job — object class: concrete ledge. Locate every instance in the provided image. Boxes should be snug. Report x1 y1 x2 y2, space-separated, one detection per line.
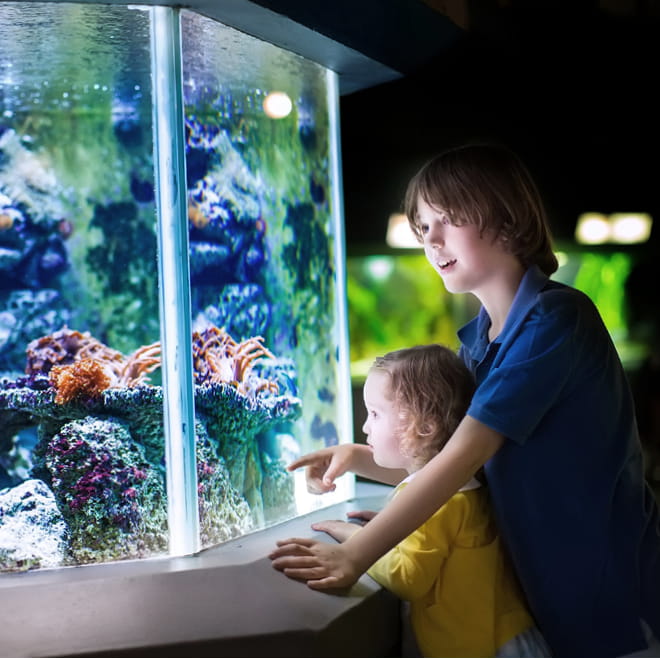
0 483 400 657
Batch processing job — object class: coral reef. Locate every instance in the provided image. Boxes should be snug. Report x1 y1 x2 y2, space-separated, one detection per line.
43 416 168 564
185 117 267 287
0 326 300 569
195 283 270 341
0 130 70 292
195 422 253 546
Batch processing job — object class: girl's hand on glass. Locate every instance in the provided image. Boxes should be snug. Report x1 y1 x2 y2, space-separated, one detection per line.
345 509 378 524
311 519 362 543
269 537 362 590
287 444 358 494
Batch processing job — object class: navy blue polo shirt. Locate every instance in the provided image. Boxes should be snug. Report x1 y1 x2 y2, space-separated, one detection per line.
458 265 660 657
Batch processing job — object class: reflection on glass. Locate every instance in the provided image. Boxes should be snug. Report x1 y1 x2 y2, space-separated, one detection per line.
181 11 352 546
0 3 166 571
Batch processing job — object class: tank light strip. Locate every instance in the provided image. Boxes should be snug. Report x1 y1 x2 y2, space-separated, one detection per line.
150 6 200 556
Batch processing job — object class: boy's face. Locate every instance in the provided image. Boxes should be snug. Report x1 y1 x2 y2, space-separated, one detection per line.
416 197 507 296
362 369 407 471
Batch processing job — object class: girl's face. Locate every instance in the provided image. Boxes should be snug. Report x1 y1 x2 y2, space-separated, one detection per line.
362 369 410 472
416 197 510 297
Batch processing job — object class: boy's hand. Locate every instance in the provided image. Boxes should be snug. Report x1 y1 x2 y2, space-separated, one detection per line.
269 537 363 589
311 519 362 543
287 444 358 494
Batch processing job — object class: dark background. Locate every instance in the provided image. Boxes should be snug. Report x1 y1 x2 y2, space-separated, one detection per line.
334 0 660 251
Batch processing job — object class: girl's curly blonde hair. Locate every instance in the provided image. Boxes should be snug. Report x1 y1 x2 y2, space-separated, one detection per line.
404 142 558 276
371 344 475 469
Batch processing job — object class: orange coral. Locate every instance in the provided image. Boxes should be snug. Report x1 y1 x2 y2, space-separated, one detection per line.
188 202 210 229
30 325 277 403
49 359 112 405
192 326 278 396
26 328 161 390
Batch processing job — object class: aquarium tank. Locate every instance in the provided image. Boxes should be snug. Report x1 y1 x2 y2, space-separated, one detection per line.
346 249 640 382
0 3 352 572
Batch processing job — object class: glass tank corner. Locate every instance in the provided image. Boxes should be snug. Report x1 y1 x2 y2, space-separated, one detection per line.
0 3 354 573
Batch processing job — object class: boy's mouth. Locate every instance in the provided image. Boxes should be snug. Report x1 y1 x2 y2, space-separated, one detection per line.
438 259 456 270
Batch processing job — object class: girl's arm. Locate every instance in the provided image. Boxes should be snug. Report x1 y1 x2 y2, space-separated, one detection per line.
270 415 504 589
288 442 407 493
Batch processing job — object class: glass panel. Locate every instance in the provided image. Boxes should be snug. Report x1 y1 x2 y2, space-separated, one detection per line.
181 11 353 548
0 3 167 570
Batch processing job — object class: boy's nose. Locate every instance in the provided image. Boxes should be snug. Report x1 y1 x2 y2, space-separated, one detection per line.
425 222 445 247
426 229 444 248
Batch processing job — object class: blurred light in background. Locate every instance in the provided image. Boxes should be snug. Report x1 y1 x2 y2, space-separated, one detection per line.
386 212 420 248
576 212 652 245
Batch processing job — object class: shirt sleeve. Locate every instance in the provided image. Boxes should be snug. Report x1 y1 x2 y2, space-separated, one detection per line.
367 494 464 601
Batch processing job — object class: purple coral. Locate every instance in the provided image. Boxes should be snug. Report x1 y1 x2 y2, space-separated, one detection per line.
44 416 167 564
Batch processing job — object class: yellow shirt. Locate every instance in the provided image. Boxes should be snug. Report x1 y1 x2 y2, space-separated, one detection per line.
367 482 535 657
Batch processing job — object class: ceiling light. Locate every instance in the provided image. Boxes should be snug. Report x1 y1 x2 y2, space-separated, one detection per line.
575 212 653 245
575 213 611 244
609 213 652 244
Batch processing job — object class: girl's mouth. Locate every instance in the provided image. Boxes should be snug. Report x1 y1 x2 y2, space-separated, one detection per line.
438 259 456 270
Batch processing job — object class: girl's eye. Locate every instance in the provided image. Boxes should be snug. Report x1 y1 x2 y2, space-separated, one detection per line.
419 224 429 235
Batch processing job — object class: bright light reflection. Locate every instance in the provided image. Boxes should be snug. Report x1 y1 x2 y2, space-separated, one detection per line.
263 91 292 119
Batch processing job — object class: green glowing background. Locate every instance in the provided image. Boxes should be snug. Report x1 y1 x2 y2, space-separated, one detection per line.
347 250 641 381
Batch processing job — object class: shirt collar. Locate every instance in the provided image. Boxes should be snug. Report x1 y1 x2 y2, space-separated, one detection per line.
458 264 550 351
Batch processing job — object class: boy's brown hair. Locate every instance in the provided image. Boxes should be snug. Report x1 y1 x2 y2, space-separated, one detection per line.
404 142 559 276
372 344 475 467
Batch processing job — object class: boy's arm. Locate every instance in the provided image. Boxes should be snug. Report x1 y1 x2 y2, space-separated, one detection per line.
270 415 504 589
367 507 452 601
